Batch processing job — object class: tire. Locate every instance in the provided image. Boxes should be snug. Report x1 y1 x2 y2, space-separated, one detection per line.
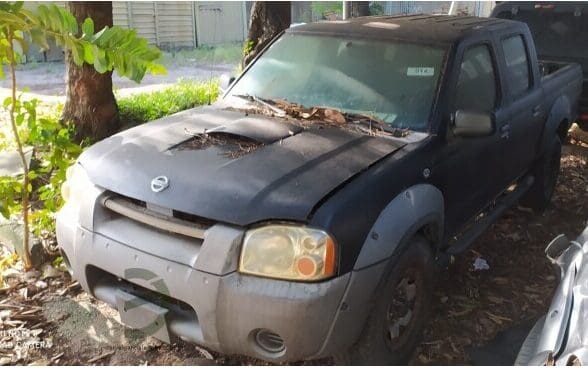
334 236 435 365
520 135 562 212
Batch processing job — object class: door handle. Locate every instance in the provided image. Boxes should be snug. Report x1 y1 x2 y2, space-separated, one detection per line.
532 105 543 117
499 124 510 140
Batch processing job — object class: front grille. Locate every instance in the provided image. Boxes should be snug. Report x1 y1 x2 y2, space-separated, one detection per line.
101 194 214 240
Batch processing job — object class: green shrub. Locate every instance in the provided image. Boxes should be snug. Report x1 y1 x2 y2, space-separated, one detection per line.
0 99 83 235
118 80 219 127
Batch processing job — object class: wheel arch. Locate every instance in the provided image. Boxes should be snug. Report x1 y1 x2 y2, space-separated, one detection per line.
353 183 444 270
317 184 443 359
542 96 572 152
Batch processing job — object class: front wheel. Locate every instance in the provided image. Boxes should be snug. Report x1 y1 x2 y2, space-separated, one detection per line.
520 135 562 212
334 236 435 365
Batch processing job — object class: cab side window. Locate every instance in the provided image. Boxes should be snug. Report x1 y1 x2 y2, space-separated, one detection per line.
501 35 530 97
455 44 497 112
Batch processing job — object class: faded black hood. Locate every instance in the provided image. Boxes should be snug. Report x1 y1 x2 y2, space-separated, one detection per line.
79 106 406 225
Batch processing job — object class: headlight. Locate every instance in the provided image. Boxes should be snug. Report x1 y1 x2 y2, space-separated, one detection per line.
61 163 91 206
239 224 337 281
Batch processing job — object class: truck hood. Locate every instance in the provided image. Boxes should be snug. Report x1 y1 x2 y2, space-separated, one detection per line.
79 105 406 225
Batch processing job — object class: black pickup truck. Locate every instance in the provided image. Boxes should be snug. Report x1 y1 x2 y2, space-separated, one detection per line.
56 15 582 364
492 2 588 129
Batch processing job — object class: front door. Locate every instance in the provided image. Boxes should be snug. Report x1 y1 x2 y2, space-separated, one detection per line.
436 42 508 235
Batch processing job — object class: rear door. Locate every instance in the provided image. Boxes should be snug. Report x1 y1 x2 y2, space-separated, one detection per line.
493 3 588 125
498 32 544 180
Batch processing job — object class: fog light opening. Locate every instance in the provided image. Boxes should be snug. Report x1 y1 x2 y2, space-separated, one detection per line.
252 329 286 355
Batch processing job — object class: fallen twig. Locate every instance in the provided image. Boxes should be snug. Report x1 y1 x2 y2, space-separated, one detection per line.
87 351 114 364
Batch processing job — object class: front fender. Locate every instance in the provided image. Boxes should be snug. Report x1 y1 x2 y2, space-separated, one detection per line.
315 184 444 357
354 183 444 270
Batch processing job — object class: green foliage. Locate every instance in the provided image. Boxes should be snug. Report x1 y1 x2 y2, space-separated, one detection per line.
0 2 166 82
26 107 82 234
118 80 219 127
0 1 166 266
311 2 343 18
0 176 22 219
369 3 385 16
243 39 255 58
0 98 83 234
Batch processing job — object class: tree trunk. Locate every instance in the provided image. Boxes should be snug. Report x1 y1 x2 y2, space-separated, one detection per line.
243 1 291 68
61 2 119 142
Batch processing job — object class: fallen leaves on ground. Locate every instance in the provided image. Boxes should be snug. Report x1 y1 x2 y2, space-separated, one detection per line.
412 140 588 365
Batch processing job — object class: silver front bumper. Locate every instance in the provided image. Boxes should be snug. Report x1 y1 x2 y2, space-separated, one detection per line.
55 190 379 362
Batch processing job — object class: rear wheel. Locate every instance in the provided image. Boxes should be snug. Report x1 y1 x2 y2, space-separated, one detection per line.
520 135 562 212
334 236 435 365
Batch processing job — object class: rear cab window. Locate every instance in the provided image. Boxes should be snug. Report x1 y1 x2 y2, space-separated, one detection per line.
495 7 588 79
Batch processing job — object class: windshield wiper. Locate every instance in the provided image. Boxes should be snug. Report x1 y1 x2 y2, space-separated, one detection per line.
344 111 411 137
232 94 286 117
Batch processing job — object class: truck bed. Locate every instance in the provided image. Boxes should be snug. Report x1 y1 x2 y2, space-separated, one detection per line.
538 60 573 78
539 60 582 126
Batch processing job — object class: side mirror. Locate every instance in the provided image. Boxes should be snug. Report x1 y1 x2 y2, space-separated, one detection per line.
453 110 495 137
220 74 236 93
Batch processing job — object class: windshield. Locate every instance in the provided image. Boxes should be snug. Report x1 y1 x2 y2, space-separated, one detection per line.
227 33 446 132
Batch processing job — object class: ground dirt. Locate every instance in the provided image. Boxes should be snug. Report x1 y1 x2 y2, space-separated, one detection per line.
0 140 587 366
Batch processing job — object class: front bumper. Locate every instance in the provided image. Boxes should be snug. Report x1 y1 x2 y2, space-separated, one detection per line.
56 194 384 362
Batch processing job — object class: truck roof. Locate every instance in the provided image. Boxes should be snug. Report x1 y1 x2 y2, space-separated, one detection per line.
288 14 521 46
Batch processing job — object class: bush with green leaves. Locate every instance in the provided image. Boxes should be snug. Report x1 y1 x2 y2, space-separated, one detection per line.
0 1 165 268
0 99 83 234
311 2 343 18
118 80 219 127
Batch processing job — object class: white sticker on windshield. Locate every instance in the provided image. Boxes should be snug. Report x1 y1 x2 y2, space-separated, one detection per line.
407 67 435 77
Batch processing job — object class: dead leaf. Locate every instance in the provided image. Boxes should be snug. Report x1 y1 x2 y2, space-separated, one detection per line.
28 359 49 366
486 311 512 323
323 109 347 125
195 345 214 360
487 295 505 304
